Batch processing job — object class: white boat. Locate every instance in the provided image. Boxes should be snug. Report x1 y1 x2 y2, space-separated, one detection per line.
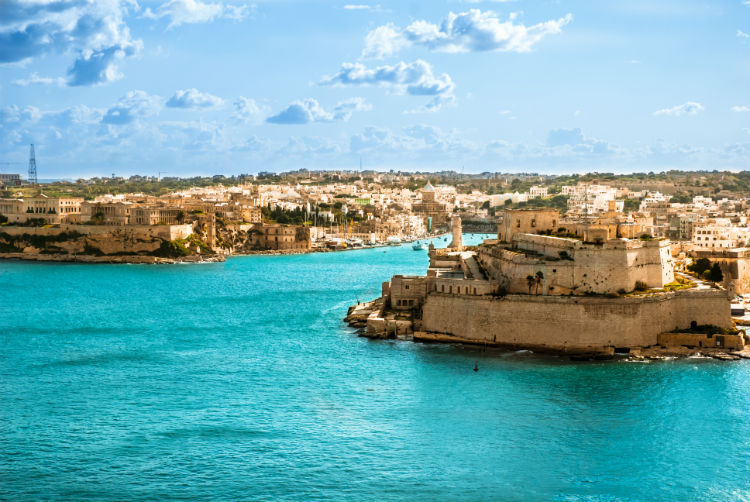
412 241 425 250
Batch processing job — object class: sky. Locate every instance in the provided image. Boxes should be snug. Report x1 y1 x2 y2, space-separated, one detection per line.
0 0 749 178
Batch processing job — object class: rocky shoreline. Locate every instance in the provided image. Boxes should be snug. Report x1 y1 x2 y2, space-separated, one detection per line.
344 299 750 362
0 252 226 264
0 239 413 263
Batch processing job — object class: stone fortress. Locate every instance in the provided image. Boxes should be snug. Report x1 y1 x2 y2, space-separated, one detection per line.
348 208 746 357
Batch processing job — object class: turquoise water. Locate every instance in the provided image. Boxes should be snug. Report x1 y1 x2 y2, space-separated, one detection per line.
1 234 749 502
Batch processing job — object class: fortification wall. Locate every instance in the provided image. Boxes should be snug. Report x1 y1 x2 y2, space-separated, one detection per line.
477 239 674 294
419 289 730 351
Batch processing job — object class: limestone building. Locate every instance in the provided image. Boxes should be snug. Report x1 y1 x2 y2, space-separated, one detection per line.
498 209 559 242
412 181 449 229
0 195 83 224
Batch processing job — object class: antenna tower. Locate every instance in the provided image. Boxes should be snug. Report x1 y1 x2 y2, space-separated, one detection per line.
28 144 37 185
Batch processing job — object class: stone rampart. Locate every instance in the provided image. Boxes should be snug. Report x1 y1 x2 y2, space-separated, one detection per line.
419 289 731 351
477 236 674 294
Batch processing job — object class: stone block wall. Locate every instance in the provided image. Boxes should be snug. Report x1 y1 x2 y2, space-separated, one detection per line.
419 289 731 351
477 236 674 295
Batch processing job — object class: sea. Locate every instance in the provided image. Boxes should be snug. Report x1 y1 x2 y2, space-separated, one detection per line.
1 234 748 502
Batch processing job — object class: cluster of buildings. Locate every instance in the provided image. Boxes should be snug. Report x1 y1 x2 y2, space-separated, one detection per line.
0 175 747 258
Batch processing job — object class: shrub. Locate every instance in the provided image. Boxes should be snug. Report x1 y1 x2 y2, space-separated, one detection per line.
491 286 508 298
83 243 104 256
0 241 21 253
154 239 190 258
708 263 723 282
634 281 648 291
687 257 711 276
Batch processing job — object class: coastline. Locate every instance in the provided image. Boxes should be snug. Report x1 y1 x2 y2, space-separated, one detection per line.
0 252 226 264
344 297 750 362
0 232 451 263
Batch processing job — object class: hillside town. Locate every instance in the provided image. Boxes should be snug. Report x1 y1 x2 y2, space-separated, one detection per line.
0 170 750 286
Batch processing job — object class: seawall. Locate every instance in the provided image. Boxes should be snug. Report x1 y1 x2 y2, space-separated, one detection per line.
418 289 731 352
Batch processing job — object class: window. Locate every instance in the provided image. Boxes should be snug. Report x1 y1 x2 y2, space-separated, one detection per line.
404 284 409 290
531 219 536 227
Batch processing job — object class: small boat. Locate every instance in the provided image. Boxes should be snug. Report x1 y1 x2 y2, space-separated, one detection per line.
412 241 425 251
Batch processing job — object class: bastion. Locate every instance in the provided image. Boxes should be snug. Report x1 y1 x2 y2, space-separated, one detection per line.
345 214 745 358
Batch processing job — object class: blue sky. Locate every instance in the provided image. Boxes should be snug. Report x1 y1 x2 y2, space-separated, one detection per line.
1 0 748 177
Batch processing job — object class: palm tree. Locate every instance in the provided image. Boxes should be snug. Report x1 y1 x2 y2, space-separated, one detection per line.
526 275 535 295
535 271 544 295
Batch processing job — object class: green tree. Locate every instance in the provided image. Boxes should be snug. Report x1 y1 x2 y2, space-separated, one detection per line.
535 271 544 295
688 257 712 276
709 263 723 282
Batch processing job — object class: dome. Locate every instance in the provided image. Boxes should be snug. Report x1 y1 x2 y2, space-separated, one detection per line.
423 181 435 192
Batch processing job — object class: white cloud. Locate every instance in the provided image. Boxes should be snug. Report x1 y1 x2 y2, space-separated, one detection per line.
545 127 616 155
737 30 750 38
731 105 750 112
362 24 410 59
0 105 43 127
332 97 373 121
349 124 477 157
320 60 456 111
12 73 65 87
232 97 269 124
166 88 224 108
267 98 371 124
0 0 142 86
362 9 572 58
278 136 342 157
142 0 250 29
343 4 389 12
102 90 163 125
233 135 272 153
653 101 704 117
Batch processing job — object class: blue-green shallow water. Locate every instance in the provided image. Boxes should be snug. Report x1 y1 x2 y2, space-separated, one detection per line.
1 234 749 502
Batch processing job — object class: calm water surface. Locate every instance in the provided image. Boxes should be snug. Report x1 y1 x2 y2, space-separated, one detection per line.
1 235 749 502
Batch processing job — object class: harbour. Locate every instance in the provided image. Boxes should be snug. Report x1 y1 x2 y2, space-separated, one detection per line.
1 235 748 501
